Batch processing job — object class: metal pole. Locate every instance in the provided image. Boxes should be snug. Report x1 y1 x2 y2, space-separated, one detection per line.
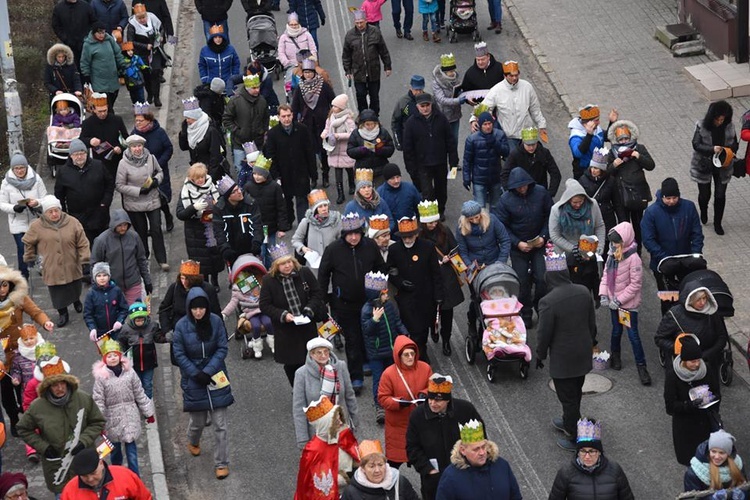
0 2 24 159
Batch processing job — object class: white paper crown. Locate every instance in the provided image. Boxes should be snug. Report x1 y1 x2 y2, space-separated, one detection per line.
576 418 602 444
243 141 258 155
364 271 388 291
591 147 609 167
182 97 200 111
133 101 150 115
269 242 292 262
341 212 364 232
544 251 567 272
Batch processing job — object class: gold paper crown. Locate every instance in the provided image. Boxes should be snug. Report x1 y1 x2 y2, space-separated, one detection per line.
427 373 453 394
254 153 272 170
304 396 334 423
101 339 122 356
502 60 519 74
579 104 600 121
179 259 201 276
133 3 147 15
521 127 539 142
614 125 631 140
55 100 69 111
19 324 39 341
472 103 489 118
397 217 419 234
369 214 390 231
209 24 224 35
307 189 329 208
358 440 384 458
121 41 134 51
41 358 67 378
417 200 439 223
243 74 261 88
35 341 57 360
440 53 456 69
459 419 485 443
355 168 373 184
91 92 108 108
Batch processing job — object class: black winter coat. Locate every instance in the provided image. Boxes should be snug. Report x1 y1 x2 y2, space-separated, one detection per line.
420 224 464 310
607 143 655 219
79 112 129 168
459 54 504 93
549 456 635 500
502 142 561 197
403 110 459 171
175 201 224 278
579 169 617 232
318 237 385 312
243 178 290 233
157 281 221 333
493 168 552 246
118 319 160 372
178 119 228 182
54 157 114 232
341 25 392 83
406 398 485 476
194 83 226 126
212 194 264 263
44 63 83 98
52 0 96 50
132 120 174 201
194 0 233 21
346 127 396 181
291 80 336 155
341 472 420 500
265 123 317 196
141 0 174 35
259 267 325 365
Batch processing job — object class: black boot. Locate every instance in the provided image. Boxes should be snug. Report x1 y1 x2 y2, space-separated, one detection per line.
321 154 330 188
611 351 622 370
637 365 652 386
699 203 708 225
57 308 69 328
336 182 345 204
162 198 174 232
714 197 726 235
346 169 355 195
442 340 452 356
74 300 83 313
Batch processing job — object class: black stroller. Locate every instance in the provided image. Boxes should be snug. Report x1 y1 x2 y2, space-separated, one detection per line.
247 13 282 80
448 0 481 43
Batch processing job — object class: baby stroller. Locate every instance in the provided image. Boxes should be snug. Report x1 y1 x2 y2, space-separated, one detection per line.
46 93 84 178
227 254 269 359
465 263 531 382
247 13 282 81
448 0 481 43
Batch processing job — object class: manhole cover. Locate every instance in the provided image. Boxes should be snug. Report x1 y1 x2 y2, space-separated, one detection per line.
548 373 613 395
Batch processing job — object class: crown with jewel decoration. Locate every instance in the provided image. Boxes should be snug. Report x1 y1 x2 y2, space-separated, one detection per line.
440 53 456 70
269 242 292 263
304 396 335 423
254 153 272 171
545 250 567 272
368 214 390 231
418 200 440 223
397 216 419 235
459 419 485 444
243 74 261 88
576 418 602 444
355 168 373 184
216 175 238 197
521 127 539 144
182 97 200 111
341 212 364 232
133 101 150 116
179 259 201 277
364 271 388 291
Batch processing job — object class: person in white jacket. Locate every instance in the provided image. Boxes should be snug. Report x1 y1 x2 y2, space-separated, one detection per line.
0 153 48 278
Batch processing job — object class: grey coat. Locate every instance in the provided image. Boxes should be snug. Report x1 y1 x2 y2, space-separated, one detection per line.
115 150 164 213
292 352 359 449
549 178 606 256
91 210 152 290
690 121 738 185
291 209 343 261
431 64 462 124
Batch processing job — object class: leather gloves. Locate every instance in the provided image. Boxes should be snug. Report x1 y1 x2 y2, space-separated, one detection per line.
145 282 153 295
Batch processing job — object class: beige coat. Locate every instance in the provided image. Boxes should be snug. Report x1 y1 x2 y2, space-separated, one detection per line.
22 213 90 286
115 150 164 212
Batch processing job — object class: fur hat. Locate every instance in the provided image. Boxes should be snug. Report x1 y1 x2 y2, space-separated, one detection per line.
92 262 110 278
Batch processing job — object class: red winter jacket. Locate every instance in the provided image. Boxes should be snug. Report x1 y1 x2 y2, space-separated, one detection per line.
61 463 152 500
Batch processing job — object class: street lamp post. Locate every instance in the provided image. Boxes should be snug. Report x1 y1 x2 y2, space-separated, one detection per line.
0 2 24 159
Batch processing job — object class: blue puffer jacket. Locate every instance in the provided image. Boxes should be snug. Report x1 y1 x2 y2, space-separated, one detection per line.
361 291 409 361
493 168 553 246
641 190 704 271
173 288 234 412
289 0 325 30
376 181 422 221
132 120 174 201
463 128 510 186
83 280 128 334
344 195 395 233
455 213 511 266
568 117 605 171
198 33 241 92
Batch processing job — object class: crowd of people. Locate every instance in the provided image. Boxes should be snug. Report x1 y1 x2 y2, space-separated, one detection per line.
0 0 748 498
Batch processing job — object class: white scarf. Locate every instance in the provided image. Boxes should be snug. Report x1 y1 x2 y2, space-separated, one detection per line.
359 126 380 141
180 176 219 209
330 109 353 132
187 112 211 149
129 14 162 48
286 24 303 37
18 336 44 362
353 466 400 497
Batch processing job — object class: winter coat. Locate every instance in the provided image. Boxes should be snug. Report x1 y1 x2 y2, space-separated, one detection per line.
142 0 174 35
578 168 617 232
212 194 264 263
459 54 504 93
17 375 106 494
319 236 386 312
607 142 655 218
91 0 128 32
158 280 221 333
244 178 290 233
536 269 596 379
194 83 226 125
322 110 356 169
0 266 50 369
241 0 275 15
10 342 37 387
79 111 129 166
115 151 164 213
436 440 522 500
502 141 561 197
194 0 233 21
125 13 165 69
44 44 83 97
265 122 318 196
359 0 388 23
23 213 90 287
549 455 635 500
403 110 459 171
292 351 359 448
198 33 241 91
118 317 160 372
60 462 153 500
418 0 437 13
683 441 746 491
463 128 509 186
259 266 325 365
407 398 485 477
483 79 546 140
432 65 463 124
344 195 394 232
289 0 326 30
223 87 270 150
599 221 642 310
132 120 174 201
292 209 343 260
391 91 420 148
92 358 154 443
347 127 396 179
342 25 392 83
178 119 228 181
91 210 152 290
278 29 317 69
343 470 419 500
173 288 234 412
377 181 421 221
641 190 704 271
52 0 96 50
549 178 606 256
377 336 432 463
494 168 552 246
691 121 738 185
361 294 408 361
55 156 114 232
455 212 511 266
420 224 465 310
83 280 128 333
0 166 48 234
80 32 126 93
291 80 336 155
568 117 606 172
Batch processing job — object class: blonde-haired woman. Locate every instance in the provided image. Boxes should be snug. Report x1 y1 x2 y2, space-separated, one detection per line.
176 163 223 290
455 199 510 266
684 429 746 492
259 242 325 385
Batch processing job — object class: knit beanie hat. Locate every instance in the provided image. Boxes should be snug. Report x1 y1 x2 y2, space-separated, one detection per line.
210 77 226 94
69 139 87 154
661 177 680 198
10 153 28 168
708 429 735 455
189 295 210 311
40 195 62 213
477 112 493 126
331 94 348 110
92 262 110 277
679 336 702 361
461 200 482 217
382 163 401 181
128 302 149 320
0 473 28 498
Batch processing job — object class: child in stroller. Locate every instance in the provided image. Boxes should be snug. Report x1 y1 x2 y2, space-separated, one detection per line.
52 100 80 129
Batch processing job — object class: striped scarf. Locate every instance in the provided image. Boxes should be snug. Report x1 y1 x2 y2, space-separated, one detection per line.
280 274 302 315
320 363 340 404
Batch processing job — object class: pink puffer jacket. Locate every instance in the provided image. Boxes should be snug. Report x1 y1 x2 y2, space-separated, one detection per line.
598 221 642 310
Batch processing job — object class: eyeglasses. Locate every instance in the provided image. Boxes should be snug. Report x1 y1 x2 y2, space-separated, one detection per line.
578 449 600 457
6 490 30 499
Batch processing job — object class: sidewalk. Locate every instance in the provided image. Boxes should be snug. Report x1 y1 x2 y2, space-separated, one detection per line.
506 0 750 382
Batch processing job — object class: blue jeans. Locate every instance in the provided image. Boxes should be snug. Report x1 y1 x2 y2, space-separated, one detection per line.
137 368 154 400
488 0 502 23
308 29 319 51
510 247 547 319
449 121 460 147
472 183 503 210
111 440 140 476
392 0 414 33
12 233 28 278
368 357 394 406
233 148 246 176
610 309 646 365
422 12 438 32
128 86 145 104
202 19 229 43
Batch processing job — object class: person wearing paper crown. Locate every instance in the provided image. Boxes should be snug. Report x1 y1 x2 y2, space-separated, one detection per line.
345 168 396 232
278 13 318 70
568 104 619 179
432 55 463 145
117 301 161 398
361 271 408 424
179 96 229 182
198 24 241 97
211 174 264 265
549 418 635 500
342 439 420 499
79 92 129 179
91 338 155 476
222 71 269 176
83 261 129 341
536 248 597 452
463 111 510 209
17 342 106 496
9 324 45 463
435 419 523 500
172 287 234 479
406 373 485 500
459 42 505 101
292 190 342 278
683 429 747 493
295 396 359 500
319 212 386 394
502 126 562 197
125 3 167 108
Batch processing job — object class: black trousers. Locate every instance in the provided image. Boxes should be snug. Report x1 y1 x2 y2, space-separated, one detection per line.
354 80 381 116
283 363 303 387
420 471 441 500
127 209 167 263
84 227 107 250
429 307 454 343
697 169 728 225
0 376 22 425
614 206 644 253
419 163 448 216
332 306 366 381
552 375 585 438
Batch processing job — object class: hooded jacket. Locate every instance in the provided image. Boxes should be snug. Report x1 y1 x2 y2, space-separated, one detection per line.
502 141 561 197
549 454 635 500
22 213 90 287
80 32 126 93
342 24 391 83
641 190 704 271
463 126 510 186
605 120 655 196
377 336 432 463
91 210 152 290
223 87 269 150
549 178 606 256
568 117 605 171
436 440 522 500
198 32 240 89
598 221 642 310
0 166 47 234
44 43 83 96
55 156 114 232
158 277 221 333
115 149 164 213
131 120 174 200
118 315 160 372
0 266 50 369
172 287 234 412
455 212 511 266
578 165 616 230
493 168 553 246
432 65 463 124
83 279 128 333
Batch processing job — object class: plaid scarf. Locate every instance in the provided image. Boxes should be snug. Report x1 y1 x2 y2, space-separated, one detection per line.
320 363 340 404
280 274 302 315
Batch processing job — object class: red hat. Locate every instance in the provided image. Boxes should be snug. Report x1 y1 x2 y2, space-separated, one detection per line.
0 473 28 498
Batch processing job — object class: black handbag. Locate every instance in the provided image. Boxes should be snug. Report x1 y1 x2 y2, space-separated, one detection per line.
618 177 651 211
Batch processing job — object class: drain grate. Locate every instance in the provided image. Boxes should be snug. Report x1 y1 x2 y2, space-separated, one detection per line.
548 373 613 395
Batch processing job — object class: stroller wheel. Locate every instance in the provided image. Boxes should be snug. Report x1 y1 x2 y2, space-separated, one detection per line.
465 336 476 365
486 364 496 383
520 363 529 379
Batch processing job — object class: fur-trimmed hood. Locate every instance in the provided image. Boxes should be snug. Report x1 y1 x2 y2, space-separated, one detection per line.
0 265 29 307
47 43 75 66
607 119 639 143
37 373 79 397
92 357 132 379
449 439 500 470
